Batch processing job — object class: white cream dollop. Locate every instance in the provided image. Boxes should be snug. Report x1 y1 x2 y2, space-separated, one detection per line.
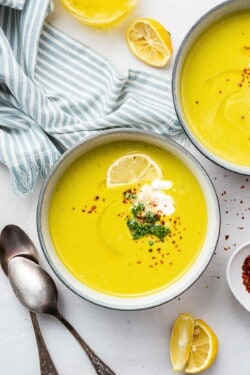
136 179 175 216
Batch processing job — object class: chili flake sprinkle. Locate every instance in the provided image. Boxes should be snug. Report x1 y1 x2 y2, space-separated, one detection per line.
242 255 250 293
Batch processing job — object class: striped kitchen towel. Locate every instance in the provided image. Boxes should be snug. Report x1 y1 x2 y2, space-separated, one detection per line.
0 0 181 194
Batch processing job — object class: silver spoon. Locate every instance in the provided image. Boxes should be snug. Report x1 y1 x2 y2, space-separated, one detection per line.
8 256 116 375
0 225 58 375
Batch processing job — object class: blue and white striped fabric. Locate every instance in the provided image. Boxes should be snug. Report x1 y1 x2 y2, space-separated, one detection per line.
0 0 25 10
0 0 181 194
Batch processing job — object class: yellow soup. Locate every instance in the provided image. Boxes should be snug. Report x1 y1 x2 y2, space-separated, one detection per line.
49 140 207 297
181 11 250 166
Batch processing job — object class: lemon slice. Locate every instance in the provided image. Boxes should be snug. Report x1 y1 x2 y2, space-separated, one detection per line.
61 0 136 27
185 319 218 374
106 153 163 188
126 18 173 67
170 313 195 372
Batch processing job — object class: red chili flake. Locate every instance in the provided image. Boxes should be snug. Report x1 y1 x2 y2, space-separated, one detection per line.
88 205 97 214
160 260 164 265
242 256 250 292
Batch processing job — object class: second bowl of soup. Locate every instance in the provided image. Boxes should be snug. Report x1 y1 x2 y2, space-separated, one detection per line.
37 130 220 310
173 0 250 174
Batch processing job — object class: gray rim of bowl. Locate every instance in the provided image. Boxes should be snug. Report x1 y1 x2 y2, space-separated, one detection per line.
172 0 250 175
37 128 221 310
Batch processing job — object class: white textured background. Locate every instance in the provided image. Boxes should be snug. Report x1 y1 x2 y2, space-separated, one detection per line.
0 1 250 374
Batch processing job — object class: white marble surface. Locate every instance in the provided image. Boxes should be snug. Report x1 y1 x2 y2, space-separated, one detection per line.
1 0 250 374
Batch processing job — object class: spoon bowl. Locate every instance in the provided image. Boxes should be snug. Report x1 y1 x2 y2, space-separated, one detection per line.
8 256 58 314
0 225 39 275
226 242 250 312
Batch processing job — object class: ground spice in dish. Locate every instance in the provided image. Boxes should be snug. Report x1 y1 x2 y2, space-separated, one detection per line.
242 255 250 292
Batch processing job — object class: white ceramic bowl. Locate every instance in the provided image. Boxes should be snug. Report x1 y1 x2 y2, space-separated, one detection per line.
37 129 220 310
172 0 250 174
226 241 250 312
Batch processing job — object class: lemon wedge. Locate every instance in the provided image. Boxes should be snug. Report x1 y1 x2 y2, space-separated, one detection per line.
106 153 163 188
185 319 218 374
61 0 136 27
126 18 173 67
170 313 195 372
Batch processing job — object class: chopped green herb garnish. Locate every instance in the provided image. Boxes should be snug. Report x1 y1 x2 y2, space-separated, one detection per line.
127 218 151 240
127 217 170 241
149 225 170 241
124 194 170 242
131 202 145 217
123 190 137 201
144 211 158 224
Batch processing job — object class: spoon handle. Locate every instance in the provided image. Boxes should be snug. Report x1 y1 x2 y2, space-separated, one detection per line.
30 312 58 375
54 310 116 375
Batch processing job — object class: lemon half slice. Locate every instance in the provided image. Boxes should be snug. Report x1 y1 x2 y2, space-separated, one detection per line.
106 153 163 188
185 319 219 374
170 313 195 372
126 18 173 67
61 0 136 27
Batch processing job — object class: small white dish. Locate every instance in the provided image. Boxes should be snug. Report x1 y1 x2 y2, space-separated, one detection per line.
226 242 250 312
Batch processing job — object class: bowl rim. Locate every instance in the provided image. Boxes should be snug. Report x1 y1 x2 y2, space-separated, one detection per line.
172 0 250 175
226 241 250 312
37 128 221 310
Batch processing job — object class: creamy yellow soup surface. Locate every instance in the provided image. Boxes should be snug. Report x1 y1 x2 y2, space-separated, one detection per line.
181 11 250 166
49 141 207 297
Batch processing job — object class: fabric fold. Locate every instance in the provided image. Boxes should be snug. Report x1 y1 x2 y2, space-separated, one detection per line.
0 0 181 194
0 0 25 10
